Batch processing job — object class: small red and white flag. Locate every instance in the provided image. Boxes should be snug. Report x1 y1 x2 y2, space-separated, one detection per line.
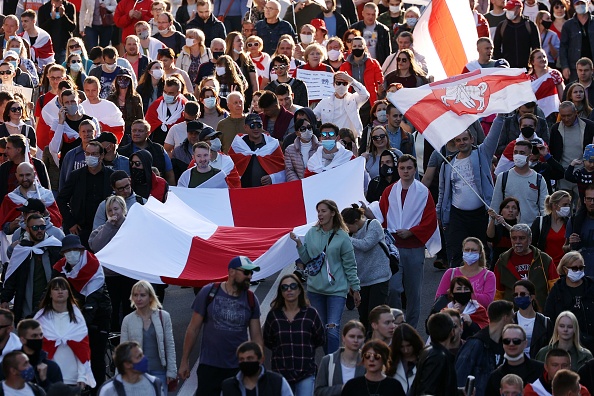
412 0 478 81
531 73 560 117
96 158 367 286
387 68 537 150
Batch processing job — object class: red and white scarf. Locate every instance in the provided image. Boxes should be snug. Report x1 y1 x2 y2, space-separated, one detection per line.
306 143 354 174
228 134 286 182
53 251 105 297
21 28 55 65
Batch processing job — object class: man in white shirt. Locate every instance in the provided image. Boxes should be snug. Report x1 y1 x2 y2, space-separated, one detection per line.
313 71 369 138
81 76 126 143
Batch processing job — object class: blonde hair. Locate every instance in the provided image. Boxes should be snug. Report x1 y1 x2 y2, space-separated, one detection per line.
106 195 127 217
544 190 571 215
130 280 163 310
550 311 586 352
185 29 206 55
557 251 584 276
304 43 327 63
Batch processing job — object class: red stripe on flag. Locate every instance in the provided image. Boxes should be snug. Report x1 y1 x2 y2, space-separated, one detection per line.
534 78 557 100
428 0 468 77
405 74 530 132
163 226 292 286
229 180 307 227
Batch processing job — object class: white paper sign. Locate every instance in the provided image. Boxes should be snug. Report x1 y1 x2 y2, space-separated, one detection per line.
0 84 33 102
296 69 335 101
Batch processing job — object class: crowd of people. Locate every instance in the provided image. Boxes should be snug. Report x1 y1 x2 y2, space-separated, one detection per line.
0 0 592 394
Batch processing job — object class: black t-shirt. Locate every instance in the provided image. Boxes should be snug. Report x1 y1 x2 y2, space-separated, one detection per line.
83 168 107 227
342 376 405 396
568 282 586 310
582 17 593 61
59 115 93 166
241 135 267 188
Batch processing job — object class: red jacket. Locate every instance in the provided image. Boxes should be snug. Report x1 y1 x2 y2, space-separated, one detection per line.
114 0 153 43
340 57 384 107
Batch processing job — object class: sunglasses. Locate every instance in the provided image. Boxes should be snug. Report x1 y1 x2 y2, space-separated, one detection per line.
272 64 287 70
512 292 529 297
502 338 523 345
70 60 82 64
335 81 349 86
10 107 22 113
249 122 263 129
130 160 143 167
30 224 47 231
321 131 336 138
0 324 11 330
0 71 11 75
299 125 313 132
281 283 299 291
397 57 409 62
372 134 387 141
69 44 81 49
237 268 253 276
566 265 586 272
246 42 259 47
363 352 382 360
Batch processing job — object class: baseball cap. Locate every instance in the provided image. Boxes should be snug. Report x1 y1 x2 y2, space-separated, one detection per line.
187 120 204 133
184 101 200 117
311 18 328 33
228 256 260 272
245 113 262 125
505 0 522 9
199 126 220 141
94 132 117 144
3 50 19 61
574 0 587 4
584 144 594 161
17 198 46 213
494 59 510 68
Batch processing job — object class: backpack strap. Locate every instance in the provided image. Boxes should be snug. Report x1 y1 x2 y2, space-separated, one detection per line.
501 170 509 197
536 173 542 215
246 289 255 313
500 19 509 37
203 282 221 322
328 353 335 387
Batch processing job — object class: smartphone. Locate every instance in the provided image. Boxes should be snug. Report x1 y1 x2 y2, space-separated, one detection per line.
464 375 475 396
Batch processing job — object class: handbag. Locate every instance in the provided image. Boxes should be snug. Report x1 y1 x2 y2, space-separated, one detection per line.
99 5 114 26
159 310 179 392
303 231 336 277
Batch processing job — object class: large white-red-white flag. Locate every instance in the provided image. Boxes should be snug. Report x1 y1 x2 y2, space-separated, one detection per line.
96 158 367 286
387 68 537 150
531 73 560 117
412 0 478 81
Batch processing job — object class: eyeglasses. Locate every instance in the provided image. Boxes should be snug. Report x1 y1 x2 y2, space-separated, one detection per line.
0 324 11 330
363 352 382 361
397 57 409 62
130 160 143 167
246 42 259 47
281 283 299 292
249 122 263 129
115 184 131 192
49 76 64 81
371 134 387 141
566 265 586 272
30 224 47 231
335 81 349 86
299 125 313 132
70 60 82 64
512 292 529 297
272 64 287 70
502 338 523 345
585 197 594 202
0 71 11 75
321 131 336 138
10 107 22 113
68 44 81 49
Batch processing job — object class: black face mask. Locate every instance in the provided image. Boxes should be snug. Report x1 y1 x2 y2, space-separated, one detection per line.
352 48 365 58
520 126 535 138
453 291 472 306
131 167 146 184
212 51 224 60
541 20 552 30
239 361 260 377
380 164 395 178
26 338 43 353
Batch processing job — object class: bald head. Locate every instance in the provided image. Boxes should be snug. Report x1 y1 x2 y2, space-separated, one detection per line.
16 162 35 190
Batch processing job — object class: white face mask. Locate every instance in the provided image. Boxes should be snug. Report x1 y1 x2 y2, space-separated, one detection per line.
557 207 571 217
158 27 171 35
186 38 195 47
70 62 82 73
376 110 387 123
85 155 100 168
335 84 349 96
327 49 341 61
513 154 528 168
210 137 222 152
506 10 517 20
215 66 226 76
389 5 401 13
64 251 82 265
300 130 313 141
104 63 117 72
203 97 217 109
300 33 313 44
575 4 587 14
567 269 585 282
554 12 566 18
151 69 164 79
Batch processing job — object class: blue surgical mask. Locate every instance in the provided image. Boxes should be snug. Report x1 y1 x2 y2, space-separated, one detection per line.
20 366 35 381
133 356 149 373
514 295 532 310
8 61 17 70
163 94 176 104
463 251 480 265
321 140 336 151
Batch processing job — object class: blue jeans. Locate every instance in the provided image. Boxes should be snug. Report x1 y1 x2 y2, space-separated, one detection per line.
84 25 113 49
387 247 425 328
149 369 167 395
307 292 345 354
291 375 315 396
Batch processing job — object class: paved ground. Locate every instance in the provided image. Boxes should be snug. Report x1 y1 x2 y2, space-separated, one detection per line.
162 256 445 395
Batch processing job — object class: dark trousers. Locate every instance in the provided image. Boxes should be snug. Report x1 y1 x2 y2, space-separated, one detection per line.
358 280 389 331
196 364 238 396
445 206 488 267
89 328 108 392
222 16 241 35
105 275 137 332
84 25 113 49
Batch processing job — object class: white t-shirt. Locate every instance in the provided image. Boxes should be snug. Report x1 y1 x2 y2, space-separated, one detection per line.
164 122 188 148
451 156 483 210
517 311 536 357
522 3 540 22
300 140 312 167
1 382 35 396
363 25 378 60
341 363 356 384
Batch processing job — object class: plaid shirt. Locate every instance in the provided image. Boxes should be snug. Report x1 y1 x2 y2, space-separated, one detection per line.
263 306 325 384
